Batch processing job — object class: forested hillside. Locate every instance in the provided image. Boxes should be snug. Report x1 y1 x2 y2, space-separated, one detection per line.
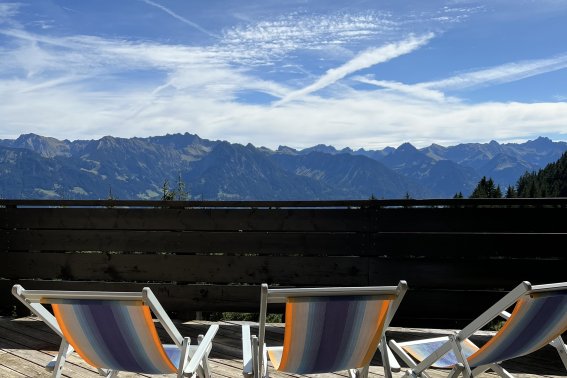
517 151 567 197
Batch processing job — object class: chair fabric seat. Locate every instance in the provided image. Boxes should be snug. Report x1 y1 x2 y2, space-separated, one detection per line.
270 295 392 374
266 346 284 369
401 337 479 368
164 344 182 368
52 299 178 374
467 292 567 367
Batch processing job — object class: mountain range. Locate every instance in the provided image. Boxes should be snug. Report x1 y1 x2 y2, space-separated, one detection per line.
1 133 566 200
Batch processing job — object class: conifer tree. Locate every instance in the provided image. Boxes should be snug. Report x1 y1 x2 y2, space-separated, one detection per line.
470 176 502 198
505 185 517 198
174 174 189 200
161 179 174 201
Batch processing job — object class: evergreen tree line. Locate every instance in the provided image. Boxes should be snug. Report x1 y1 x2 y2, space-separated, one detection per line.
455 151 567 198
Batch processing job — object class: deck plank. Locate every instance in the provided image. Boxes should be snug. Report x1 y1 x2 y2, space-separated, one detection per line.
0 316 564 378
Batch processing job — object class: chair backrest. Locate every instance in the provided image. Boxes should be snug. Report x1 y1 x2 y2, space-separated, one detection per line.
13 286 183 374
467 284 567 368
52 298 177 373
259 282 407 374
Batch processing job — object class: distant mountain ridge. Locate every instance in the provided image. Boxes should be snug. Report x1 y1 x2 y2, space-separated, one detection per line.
0 133 565 200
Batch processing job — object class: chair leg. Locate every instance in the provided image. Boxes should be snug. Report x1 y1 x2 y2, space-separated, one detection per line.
400 369 419 378
447 364 464 378
262 343 269 378
551 336 567 371
251 335 259 378
178 337 192 378
360 365 369 378
347 366 368 378
198 334 211 378
52 339 71 378
242 325 254 378
450 335 472 378
96 368 118 377
380 336 393 378
485 363 514 378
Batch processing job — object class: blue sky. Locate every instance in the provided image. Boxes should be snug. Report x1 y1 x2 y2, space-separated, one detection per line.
1 0 566 150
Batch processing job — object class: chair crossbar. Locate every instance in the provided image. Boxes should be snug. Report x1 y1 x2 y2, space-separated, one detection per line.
20 289 144 303
267 285 400 301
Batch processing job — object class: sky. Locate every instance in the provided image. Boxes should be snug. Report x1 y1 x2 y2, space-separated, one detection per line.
1 0 566 150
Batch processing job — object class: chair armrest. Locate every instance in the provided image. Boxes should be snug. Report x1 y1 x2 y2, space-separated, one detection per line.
184 324 219 374
242 324 254 377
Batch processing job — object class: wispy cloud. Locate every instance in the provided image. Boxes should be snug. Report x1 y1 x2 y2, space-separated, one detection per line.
218 11 400 66
353 76 447 102
424 54 567 91
140 0 220 39
275 33 435 105
352 54 567 103
0 3 21 25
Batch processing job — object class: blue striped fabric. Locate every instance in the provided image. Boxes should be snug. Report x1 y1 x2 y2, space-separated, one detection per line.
468 291 567 367
52 299 177 374
401 337 479 368
268 295 392 374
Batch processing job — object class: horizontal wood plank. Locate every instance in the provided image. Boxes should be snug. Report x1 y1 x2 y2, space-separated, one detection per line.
371 232 567 257
1 253 370 285
0 208 371 232
374 207 567 232
2 253 563 289
3 229 566 257
2 229 364 254
3 207 565 232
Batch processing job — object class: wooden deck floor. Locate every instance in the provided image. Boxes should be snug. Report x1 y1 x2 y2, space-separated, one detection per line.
0 316 564 378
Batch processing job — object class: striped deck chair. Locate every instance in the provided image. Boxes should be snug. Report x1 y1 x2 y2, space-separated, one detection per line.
12 285 219 378
389 281 567 378
242 281 408 378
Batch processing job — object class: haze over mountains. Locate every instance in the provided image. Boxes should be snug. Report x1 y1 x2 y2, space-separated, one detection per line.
0 133 565 200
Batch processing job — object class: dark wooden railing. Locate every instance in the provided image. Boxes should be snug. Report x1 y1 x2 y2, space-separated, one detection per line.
2 198 566 327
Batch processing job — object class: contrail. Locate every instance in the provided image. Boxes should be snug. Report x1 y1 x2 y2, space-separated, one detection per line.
274 33 434 106
140 0 220 39
423 54 567 90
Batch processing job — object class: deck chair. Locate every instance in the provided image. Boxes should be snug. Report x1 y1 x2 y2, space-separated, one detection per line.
242 281 408 378
12 284 219 378
389 281 567 378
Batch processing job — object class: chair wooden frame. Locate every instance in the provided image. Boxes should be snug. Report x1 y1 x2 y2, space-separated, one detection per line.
242 281 408 378
389 281 567 378
12 284 219 378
